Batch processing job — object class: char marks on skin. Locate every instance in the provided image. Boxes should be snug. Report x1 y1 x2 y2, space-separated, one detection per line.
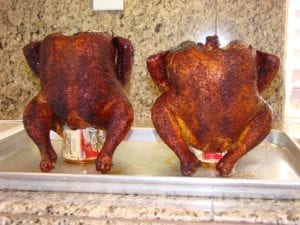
147 35 280 176
23 32 134 172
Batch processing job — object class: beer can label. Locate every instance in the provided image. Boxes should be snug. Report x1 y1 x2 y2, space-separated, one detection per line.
189 146 225 164
62 127 105 162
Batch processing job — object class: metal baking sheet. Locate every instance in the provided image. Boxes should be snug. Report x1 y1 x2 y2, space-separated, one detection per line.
0 121 299 199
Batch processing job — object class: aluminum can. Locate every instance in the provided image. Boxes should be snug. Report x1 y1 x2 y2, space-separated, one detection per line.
62 127 105 163
190 146 225 164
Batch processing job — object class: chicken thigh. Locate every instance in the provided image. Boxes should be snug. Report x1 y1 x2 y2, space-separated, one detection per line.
23 32 134 173
147 36 280 176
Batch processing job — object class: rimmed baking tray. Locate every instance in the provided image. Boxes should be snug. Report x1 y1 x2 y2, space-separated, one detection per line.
0 121 299 199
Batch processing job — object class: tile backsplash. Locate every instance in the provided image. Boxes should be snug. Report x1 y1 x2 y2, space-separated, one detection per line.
0 0 286 128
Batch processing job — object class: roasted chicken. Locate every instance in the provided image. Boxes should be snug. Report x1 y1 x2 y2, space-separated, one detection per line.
147 36 280 176
23 32 134 173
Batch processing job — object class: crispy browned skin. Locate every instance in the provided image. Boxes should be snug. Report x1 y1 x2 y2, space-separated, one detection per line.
23 32 134 173
147 36 280 176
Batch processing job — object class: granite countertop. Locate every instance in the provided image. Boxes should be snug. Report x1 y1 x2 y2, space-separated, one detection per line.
0 190 299 225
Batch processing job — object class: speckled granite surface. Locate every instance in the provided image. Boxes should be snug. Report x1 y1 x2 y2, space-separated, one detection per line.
0 0 286 128
0 190 299 225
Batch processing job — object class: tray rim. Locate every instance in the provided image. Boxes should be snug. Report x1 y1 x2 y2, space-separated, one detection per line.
0 171 300 185
0 171 299 199
0 120 24 141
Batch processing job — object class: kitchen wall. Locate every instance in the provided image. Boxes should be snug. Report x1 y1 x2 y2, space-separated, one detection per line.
0 0 286 128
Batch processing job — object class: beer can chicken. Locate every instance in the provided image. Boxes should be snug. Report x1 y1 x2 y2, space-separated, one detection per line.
147 36 280 176
23 32 134 173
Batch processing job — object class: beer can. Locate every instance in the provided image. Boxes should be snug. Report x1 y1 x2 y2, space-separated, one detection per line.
62 127 106 163
190 146 225 164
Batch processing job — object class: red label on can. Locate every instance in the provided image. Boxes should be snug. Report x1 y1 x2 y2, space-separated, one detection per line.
203 152 224 160
80 130 98 158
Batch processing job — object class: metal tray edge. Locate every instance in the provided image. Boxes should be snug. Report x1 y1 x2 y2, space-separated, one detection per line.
0 172 299 199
